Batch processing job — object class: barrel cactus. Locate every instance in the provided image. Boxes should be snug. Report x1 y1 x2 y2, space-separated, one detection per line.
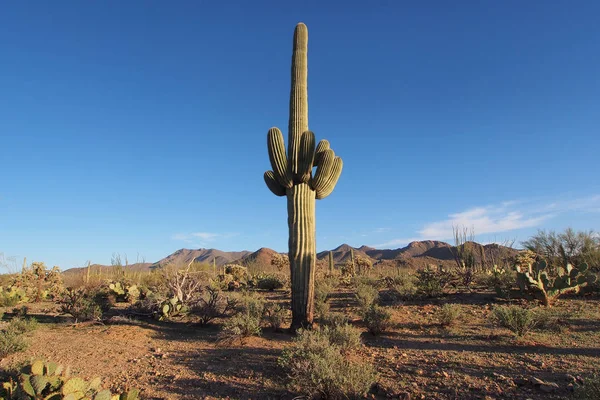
516 260 597 306
263 23 343 330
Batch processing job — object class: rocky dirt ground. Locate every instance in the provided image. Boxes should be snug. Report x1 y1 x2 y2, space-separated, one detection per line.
1 291 599 400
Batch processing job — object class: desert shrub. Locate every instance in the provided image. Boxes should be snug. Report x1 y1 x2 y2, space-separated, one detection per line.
383 274 418 300
263 302 288 332
253 274 286 291
416 268 449 298
59 288 104 322
575 372 600 400
0 330 27 358
279 327 376 399
190 285 236 326
5 317 38 335
485 267 516 299
355 283 379 309
314 278 333 319
436 304 461 327
218 292 264 344
325 323 362 353
362 304 392 335
12 305 29 318
491 305 537 337
321 312 349 328
352 276 380 288
531 308 563 332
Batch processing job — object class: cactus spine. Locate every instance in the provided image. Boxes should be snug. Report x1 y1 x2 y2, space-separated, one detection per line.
264 23 343 330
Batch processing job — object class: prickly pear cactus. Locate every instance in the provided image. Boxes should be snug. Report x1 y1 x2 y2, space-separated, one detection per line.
263 23 343 330
0 360 139 400
516 260 597 306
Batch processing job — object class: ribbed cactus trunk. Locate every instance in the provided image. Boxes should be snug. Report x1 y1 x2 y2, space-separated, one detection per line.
288 183 316 328
264 23 343 332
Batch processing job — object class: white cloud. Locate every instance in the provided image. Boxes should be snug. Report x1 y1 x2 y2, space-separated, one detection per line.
171 231 238 248
373 194 600 249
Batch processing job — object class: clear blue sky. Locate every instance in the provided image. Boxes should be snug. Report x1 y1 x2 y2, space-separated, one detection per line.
1 1 599 271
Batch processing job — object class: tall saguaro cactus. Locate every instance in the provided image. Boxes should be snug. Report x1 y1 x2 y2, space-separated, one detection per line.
263 23 343 330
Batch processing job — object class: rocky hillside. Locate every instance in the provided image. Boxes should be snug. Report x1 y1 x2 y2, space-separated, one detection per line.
63 241 519 273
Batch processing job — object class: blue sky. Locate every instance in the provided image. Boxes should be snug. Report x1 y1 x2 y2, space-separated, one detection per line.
1 1 599 271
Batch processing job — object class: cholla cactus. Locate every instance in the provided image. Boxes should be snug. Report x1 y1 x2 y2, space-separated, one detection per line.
516 260 597 306
263 23 343 330
11 262 63 302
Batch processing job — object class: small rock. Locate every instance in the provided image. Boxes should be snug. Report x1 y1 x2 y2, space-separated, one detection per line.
539 382 559 393
530 377 545 386
513 377 529 386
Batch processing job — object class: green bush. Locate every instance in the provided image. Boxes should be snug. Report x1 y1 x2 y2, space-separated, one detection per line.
190 285 236 326
416 268 452 298
218 292 264 344
355 283 378 309
59 288 104 322
362 304 392 335
575 372 600 400
0 330 28 358
253 274 286 291
385 274 418 300
436 304 462 327
325 323 362 353
5 317 38 335
263 302 287 332
279 328 376 399
321 312 349 328
314 279 333 320
491 305 537 337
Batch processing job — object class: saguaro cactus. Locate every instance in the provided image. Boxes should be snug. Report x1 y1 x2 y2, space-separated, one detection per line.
263 23 343 330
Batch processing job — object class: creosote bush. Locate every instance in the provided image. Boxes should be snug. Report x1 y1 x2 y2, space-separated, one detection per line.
437 304 462 327
362 304 392 335
314 279 333 320
575 372 600 400
217 292 264 345
324 323 362 353
263 302 288 332
279 327 376 399
0 317 38 358
382 274 418 301
354 283 379 309
491 305 537 337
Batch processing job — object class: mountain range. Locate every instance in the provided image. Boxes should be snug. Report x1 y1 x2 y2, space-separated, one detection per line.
63 240 519 274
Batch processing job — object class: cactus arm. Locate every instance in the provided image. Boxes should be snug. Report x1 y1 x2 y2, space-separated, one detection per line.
267 127 293 188
316 157 343 199
297 130 316 183
264 171 286 196
287 23 309 182
310 149 335 190
314 139 330 166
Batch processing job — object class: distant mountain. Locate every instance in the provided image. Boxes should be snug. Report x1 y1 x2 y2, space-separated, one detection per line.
234 247 283 267
153 248 252 268
62 241 520 274
317 244 375 263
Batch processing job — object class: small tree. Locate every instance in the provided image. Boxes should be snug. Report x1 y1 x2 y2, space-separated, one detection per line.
522 228 600 270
